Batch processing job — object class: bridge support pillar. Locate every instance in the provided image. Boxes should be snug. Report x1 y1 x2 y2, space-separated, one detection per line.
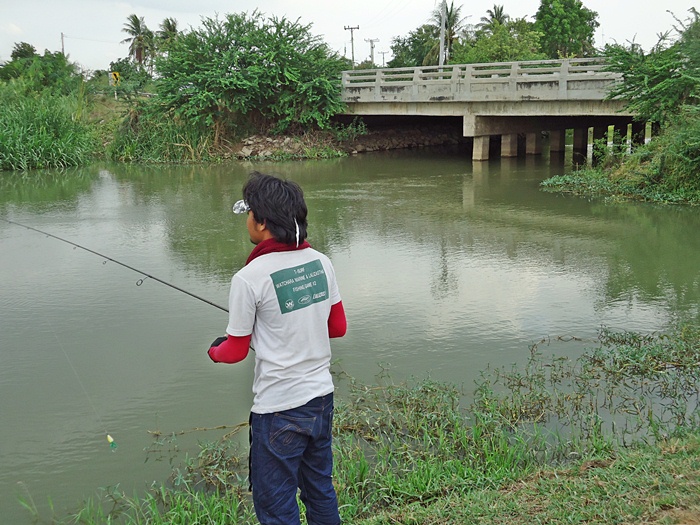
573 128 588 151
549 130 566 152
631 122 646 145
526 133 543 155
473 135 490 161
501 134 518 157
593 126 608 143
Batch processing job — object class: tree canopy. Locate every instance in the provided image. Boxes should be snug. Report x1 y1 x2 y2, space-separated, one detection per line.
0 47 81 94
476 4 511 35
453 17 545 64
152 12 348 141
425 1 470 64
605 8 700 124
388 25 439 68
534 0 599 58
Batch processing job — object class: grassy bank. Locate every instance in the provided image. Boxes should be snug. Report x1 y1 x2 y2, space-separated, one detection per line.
541 110 700 206
23 325 699 524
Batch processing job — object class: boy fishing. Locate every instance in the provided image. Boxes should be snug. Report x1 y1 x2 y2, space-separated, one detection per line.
208 172 347 525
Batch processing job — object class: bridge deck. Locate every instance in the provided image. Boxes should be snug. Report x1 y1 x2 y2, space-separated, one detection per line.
341 58 621 104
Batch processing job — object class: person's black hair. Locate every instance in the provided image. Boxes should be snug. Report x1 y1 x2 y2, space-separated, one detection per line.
243 172 308 245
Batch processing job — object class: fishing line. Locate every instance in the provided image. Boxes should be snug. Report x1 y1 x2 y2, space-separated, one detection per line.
44 315 117 451
1 218 229 313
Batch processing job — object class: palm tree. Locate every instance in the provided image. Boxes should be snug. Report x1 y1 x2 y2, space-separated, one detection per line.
157 17 179 50
477 5 511 34
424 1 469 65
121 14 153 69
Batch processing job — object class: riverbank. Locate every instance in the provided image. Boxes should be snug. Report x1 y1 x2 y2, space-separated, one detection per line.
228 125 466 160
34 326 700 524
541 108 700 206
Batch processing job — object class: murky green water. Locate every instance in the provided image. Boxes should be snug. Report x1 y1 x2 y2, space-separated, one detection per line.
1 148 699 522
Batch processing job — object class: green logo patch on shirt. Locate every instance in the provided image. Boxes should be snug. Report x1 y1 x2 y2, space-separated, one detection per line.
270 259 329 314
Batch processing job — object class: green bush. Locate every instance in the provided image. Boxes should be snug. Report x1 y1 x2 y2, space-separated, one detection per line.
643 106 700 193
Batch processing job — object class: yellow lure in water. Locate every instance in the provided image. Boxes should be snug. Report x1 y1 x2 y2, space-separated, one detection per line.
107 434 117 450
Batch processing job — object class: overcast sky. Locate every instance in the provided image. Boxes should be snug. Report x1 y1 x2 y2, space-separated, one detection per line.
1 1 696 71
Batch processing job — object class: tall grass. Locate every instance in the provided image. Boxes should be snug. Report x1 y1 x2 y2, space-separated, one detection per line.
0 81 97 171
108 105 215 163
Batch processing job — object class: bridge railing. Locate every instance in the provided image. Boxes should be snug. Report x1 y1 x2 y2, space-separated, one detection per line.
341 58 621 103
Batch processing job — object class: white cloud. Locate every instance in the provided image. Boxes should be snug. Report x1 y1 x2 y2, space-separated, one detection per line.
2 23 24 36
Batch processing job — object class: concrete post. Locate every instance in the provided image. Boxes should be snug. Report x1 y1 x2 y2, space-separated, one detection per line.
526 132 543 155
374 69 383 101
631 122 646 145
501 134 518 157
625 123 633 154
549 130 566 152
559 59 569 98
472 136 490 161
573 128 587 151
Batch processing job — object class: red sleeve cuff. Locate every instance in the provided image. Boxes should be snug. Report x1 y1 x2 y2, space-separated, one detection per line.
208 334 251 363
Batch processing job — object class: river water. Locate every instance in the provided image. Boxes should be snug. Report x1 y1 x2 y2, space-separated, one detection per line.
1 148 699 522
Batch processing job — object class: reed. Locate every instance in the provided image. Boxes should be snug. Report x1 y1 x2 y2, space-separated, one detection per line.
0 82 96 171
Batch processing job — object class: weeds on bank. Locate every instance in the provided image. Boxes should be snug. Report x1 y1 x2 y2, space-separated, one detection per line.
40 326 700 524
541 112 700 205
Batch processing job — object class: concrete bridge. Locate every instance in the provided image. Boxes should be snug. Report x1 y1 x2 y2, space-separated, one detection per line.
340 58 637 161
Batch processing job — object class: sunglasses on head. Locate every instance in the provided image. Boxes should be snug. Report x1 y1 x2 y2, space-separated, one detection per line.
232 200 250 214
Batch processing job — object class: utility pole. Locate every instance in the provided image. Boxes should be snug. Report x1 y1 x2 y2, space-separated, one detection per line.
438 0 446 67
344 25 359 67
378 50 389 67
365 38 379 66
61 32 65 55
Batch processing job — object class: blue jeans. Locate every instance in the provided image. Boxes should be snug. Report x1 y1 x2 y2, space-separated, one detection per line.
250 393 340 525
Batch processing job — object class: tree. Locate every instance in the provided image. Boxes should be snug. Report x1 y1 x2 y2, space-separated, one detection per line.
11 42 37 60
453 17 545 64
534 0 599 58
388 24 438 67
425 1 469 64
108 57 150 93
605 9 700 125
152 12 348 142
157 17 180 51
0 48 80 94
121 14 154 69
477 5 511 35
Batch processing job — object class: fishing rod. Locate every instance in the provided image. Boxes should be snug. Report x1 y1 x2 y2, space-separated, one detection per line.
2 217 229 313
